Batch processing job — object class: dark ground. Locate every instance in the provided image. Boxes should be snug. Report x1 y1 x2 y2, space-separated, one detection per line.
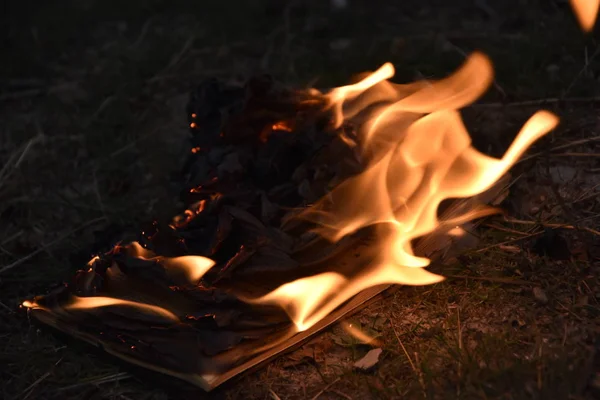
1 0 600 399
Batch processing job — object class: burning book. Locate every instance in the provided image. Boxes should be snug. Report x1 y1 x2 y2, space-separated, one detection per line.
22 52 558 391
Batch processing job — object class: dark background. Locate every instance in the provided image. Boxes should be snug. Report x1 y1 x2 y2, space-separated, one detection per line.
1 1 599 399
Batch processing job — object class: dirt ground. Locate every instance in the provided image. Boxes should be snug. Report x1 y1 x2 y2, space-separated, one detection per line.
1 1 599 399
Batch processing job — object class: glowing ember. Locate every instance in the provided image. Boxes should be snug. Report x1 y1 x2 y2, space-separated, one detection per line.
570 0 600 31
271 121 293 132
246 53 559 332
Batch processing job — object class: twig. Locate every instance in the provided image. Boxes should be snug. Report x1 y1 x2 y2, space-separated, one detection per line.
0 300 14 314
92 170 107 218
130 17 155 48
551 152 600 157
537 343 543 391
564 45 600 96
57 372 131 392
556 301 584 322
518 135 600 164
0 134 44 191
20 357 64 400
0 217 106 275
472 96 600 109
269 389 282 400
86 95 116 126
456 307 462 398
147 33 197 83
574 182 600 203
1 230 23 246
446 275 529 285
483 223 532 236
0 83 78 102
390 320 417 373
474 229 545 253
413 352 426 397
329 389 354 400
503 217 600 236
310 377 341 400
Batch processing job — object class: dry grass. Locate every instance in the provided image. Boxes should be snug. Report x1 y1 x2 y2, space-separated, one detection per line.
1 1 599 399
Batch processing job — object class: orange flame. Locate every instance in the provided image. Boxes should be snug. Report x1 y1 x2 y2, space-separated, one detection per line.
32 52 561 338
341 322 382 346
245 53 559 332
65 296 179 321
570 0 600 31
23 296 179 322
127 241 215 284
272 121 293 132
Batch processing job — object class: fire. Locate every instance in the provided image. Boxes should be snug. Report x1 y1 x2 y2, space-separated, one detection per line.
570 0 600 31
126 241 215 284
245 52 559 332
23 296 179 322
65 296 180 321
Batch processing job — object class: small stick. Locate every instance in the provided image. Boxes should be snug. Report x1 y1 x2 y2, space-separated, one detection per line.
472 96 600 108
446 275 529 285
518 135 600 164
0 83 77 102
0 217 106 275
551 152 600 157
269 389 282 400
330 389 354 400
57 372 131 392
310 377 341 400
413 352 426 398
456 307 462 397
21 357 64 400
0 300 14 314
390 320 417 373
130 17 154 48
474 230 545 253
1 230 23 246
563 45 600 96
503 217 600 236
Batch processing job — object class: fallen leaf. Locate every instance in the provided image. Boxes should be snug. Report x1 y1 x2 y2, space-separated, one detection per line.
353 348 382 370
498 244 521 254
533 287 548 304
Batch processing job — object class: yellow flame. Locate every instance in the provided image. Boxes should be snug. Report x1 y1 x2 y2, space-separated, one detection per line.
22 300 34 308
22 296 178 322
570 0 600 31
125 242 215 284
247 53 559 332
65 296 179 321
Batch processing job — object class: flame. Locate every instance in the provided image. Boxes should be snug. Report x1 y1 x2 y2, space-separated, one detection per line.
271 121 293 132
23 296 179 322
22 300 34 308
65 296 179 321
246 53 559 332
341 322 382 346
126 241 215 284
570 0 599 31
171 199 207 229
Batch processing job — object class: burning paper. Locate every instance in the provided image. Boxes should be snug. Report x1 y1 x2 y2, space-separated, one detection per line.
23 52 558 390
